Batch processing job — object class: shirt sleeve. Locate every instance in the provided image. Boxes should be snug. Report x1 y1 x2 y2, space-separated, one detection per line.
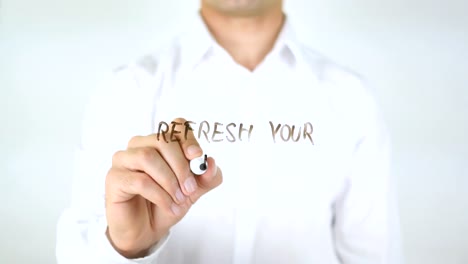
331 78 404 264
55 64 169 263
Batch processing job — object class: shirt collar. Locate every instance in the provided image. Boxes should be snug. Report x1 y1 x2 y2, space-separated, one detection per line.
269 14 302 67
178 12 302 71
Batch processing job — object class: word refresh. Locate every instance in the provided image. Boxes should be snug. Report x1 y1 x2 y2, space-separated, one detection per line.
156 121 314 144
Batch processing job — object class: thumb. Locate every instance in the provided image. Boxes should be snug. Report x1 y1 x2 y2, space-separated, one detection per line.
190 157 223 203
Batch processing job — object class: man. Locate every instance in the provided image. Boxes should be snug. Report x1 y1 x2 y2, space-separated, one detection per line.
56 0 402 263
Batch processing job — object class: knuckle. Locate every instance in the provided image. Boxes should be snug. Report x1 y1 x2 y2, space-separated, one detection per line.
107 167 124 181
153 134 165 147
120 172 132 189
174 166 190 180
159 175 180 194
169 178 180 192
106 166 116 176
105 167 118 185
148 133 159 143
173 117 187 123
152 189 172 210
106 168 130 194
161 193 174 208
137 147 156 163
127 135 142 147
111 150 124 165
127 174 147 193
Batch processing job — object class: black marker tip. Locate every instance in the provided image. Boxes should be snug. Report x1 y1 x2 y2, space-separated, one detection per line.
200 163 207 171
200 154 208 171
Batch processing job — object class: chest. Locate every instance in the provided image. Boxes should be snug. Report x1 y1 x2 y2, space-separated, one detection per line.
153 70 351 210
150 68 354 264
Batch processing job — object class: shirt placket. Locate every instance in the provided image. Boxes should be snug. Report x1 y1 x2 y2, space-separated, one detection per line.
232 73 261 264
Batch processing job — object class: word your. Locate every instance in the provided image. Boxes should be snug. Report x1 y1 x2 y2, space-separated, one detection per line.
156 121 314 144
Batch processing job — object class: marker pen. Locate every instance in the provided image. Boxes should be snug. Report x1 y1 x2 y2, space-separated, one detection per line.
190 154 208 175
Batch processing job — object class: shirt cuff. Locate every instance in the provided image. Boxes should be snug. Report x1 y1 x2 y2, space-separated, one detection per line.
89 216 171 264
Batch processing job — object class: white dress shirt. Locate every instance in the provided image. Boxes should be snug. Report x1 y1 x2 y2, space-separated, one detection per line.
56 13 403 264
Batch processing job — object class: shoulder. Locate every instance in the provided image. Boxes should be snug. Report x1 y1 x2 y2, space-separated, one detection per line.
297 43 368 94
296 43 384 132
97 34 186 107
112 38 181 85
82 39 183 148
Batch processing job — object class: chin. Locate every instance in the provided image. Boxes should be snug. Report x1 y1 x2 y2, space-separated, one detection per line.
206 0 277 16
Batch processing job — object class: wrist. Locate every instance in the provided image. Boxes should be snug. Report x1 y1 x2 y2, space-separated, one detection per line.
106 227 153 259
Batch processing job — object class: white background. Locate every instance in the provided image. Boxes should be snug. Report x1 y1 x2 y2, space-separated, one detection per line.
1 0 467 263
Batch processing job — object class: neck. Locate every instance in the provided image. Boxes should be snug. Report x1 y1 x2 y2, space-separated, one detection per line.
200 4 285 71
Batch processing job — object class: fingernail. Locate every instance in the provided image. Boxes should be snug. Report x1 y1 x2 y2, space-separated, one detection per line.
184 177 197 194
171 203 182 216
175 188 186 203
187 145 202 157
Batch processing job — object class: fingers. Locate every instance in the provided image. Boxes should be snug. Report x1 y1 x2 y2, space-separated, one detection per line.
126 118 203 196
112 148 187 204
189 157 223 204
129 118 202 159
155 139 198 196
172 118 203 160
125 135 198 196
106 168 183 217
122 118 221 205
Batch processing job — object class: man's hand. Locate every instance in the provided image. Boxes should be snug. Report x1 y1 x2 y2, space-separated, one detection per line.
104 118 223 258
